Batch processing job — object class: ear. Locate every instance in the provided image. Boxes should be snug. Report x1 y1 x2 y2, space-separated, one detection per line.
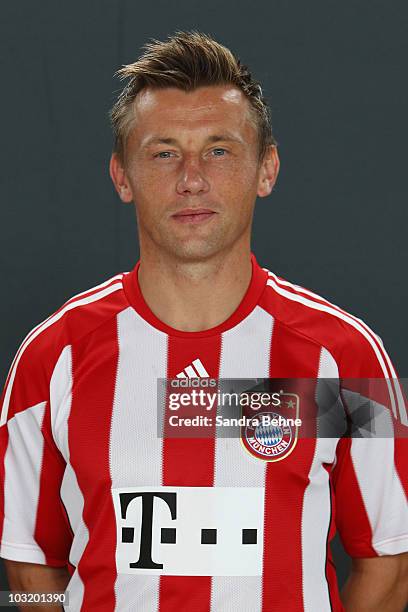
257 145 280 198
109 153 133 203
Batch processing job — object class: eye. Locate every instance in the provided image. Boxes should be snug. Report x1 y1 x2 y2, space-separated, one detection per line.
211 148 227 157
154 151 175 159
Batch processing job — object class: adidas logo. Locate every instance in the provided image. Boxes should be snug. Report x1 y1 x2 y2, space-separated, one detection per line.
176 358 209 378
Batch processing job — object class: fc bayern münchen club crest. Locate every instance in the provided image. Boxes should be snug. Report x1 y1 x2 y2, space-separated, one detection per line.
241 393 300 462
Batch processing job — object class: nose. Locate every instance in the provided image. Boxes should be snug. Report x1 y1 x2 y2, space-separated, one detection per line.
176 156 210 196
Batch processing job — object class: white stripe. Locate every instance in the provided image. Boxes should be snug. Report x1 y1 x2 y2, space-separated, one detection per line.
264 267 383 338
61 465 86 611
265 269 393 372
265 270 407 425
0 282 124 427
283 275 408 427
301 348 339 611
265 277 403 423
49 344 88 609
111 307 166 612
184 365 199 378
50 346 74 462
211 306 273 612
63 273 125 304
49 345 87 610
390 378 407 427
1 402 46 564
347 405 408 556
176 359 209 379
341 388 395 438
371 535 408 556
192 358 209 377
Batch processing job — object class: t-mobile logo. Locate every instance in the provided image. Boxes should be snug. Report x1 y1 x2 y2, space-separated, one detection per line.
112 486 265 576
119 491 177 570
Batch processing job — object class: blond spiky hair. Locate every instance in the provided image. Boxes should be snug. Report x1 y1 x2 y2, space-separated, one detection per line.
110 30 277 164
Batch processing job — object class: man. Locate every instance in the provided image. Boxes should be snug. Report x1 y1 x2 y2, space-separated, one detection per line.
1 30 407 612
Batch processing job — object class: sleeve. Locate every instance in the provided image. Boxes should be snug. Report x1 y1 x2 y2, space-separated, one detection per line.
0 329 72 566
331 329 408 558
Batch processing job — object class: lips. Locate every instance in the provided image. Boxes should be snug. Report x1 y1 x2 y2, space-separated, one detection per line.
172 208 216 224
172 208 214 217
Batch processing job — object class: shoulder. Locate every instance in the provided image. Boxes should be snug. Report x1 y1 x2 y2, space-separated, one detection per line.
17 270 129 361
1 271 130 424
259 267 395 379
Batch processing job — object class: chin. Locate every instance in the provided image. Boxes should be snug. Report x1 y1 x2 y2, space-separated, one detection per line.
166 240 223 263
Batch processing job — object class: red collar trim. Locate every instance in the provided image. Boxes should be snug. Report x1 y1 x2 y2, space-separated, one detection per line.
122 252 268 338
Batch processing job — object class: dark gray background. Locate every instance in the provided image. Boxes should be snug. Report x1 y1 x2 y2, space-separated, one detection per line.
1 0 407 606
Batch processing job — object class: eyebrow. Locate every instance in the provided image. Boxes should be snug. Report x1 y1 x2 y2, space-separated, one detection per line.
141 133 245 148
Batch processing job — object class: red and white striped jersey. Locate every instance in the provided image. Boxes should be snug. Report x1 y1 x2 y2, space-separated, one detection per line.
1 253 407 612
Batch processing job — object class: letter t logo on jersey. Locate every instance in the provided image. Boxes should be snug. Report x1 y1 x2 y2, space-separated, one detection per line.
112 486 265 576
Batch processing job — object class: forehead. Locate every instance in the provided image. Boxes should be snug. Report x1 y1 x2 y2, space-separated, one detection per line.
127 85 256 144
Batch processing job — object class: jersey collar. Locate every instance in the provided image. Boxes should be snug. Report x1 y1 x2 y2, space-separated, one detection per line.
122 252 268 338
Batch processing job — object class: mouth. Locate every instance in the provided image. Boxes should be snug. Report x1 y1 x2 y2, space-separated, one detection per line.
171 208 217 224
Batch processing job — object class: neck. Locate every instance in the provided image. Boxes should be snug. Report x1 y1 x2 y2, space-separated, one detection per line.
137 243 253 333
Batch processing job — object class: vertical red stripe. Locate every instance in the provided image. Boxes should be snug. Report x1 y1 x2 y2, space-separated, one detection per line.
262 321 321 612
0 381 10 549
395 437 408 496
0 413 8 548
159 336 221 612
331 438 377 558
34 402 72 565
324 464 345 612
69 317 119 611
392 393 408 498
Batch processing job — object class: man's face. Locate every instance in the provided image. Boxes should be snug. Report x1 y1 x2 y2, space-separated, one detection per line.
110 85 279 262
